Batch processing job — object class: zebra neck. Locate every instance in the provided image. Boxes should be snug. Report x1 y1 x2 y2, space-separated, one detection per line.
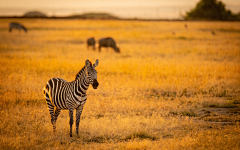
75 70 89 96
75 66 85 81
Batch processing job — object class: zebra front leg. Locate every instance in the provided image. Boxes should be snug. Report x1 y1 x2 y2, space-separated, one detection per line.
76 105 84 136
69 110 74 137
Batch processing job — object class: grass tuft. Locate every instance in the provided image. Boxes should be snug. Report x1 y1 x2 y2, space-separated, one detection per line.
123 132 157 141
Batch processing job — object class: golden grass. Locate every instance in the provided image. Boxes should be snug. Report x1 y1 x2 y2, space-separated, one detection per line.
0 19 240 149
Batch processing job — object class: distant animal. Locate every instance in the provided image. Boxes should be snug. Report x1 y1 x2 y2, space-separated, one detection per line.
211 30 216 35
87 37 96 50
185 24 188 29
98 37 120 53
9 22 27 33
43 59 99 137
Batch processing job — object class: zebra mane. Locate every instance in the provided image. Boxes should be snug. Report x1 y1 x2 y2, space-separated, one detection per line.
75 66 86 81
75 61 93 81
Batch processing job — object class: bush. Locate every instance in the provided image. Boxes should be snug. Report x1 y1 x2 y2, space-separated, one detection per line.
184 0 239 20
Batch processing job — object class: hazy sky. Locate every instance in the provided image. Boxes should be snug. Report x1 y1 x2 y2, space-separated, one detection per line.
1 0 240 19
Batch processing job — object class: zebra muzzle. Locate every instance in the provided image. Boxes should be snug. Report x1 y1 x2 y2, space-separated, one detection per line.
92 79 99 89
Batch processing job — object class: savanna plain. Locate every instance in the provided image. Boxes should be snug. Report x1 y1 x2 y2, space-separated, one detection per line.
0 19 240 149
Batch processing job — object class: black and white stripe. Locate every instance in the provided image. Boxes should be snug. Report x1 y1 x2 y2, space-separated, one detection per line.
43 59 99 137
9 22 27 33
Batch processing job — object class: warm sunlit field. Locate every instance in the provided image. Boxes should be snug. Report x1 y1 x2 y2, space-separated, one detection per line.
0 19 240 149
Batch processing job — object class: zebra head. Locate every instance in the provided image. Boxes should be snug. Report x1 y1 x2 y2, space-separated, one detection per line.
85 59 99 89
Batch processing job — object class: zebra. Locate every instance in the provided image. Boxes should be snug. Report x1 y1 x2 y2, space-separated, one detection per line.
9 22 27 33
43 59 99 137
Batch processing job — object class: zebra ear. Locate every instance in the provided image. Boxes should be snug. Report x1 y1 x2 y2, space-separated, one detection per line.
85 60 90 66
93 59 99 67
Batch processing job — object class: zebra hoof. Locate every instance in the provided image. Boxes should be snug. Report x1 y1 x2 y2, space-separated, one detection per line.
70 134 72 137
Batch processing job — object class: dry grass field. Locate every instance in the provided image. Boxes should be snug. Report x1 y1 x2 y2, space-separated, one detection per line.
0 19 240 149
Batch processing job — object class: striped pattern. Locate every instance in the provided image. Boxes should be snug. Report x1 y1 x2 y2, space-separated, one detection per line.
9 22 27 33
43 59 99 137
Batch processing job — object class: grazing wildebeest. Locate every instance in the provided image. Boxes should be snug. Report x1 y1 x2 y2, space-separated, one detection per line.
9 22 27 33
98 37 120 53
87 37 96 50
212 30 216 35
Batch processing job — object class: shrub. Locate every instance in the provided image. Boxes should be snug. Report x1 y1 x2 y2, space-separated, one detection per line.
184 0 239 20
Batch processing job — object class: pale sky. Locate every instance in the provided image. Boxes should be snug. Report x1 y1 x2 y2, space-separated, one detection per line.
1 0 240 19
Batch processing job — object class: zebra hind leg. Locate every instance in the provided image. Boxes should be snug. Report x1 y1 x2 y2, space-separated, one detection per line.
69 110 74 137
43 90 57 134
54 107 61 122
49 106 57 133
53 107 61 132
45 103 57 134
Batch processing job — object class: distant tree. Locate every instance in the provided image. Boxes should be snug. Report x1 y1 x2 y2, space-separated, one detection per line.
237 12 240 20
68 13 119 19
23 11 47 18
184 0 239 20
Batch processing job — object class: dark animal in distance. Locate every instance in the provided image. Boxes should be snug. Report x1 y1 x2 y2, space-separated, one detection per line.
212 30 216 35
87 37 96 50
185 24 188 29
9 22 27 33
98 37 120 53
